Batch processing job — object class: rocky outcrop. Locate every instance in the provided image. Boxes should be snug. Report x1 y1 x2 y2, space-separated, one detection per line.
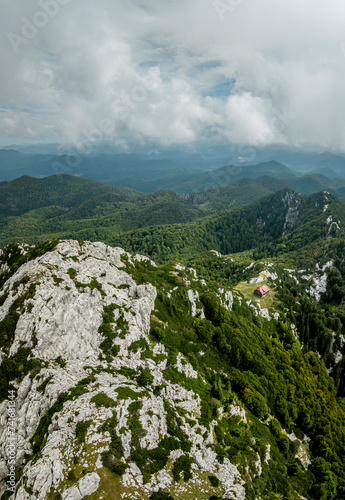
0 241 246 500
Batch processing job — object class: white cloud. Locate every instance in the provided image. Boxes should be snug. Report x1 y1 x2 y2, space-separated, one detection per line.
1 0 345 150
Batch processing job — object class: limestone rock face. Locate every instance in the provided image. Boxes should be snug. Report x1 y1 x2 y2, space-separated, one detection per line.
0 240 246 500
62 473 100 499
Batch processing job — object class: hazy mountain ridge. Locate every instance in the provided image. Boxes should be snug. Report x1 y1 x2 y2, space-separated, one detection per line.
0 149 227 190
1 147 345 193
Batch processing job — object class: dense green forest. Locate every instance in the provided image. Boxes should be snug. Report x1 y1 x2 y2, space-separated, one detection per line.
0 175 267 246
1 174 345 248
114 190 345 262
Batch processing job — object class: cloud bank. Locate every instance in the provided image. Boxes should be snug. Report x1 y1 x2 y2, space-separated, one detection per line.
1 0 345 150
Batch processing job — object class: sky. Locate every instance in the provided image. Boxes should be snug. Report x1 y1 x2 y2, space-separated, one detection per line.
1 0 345 151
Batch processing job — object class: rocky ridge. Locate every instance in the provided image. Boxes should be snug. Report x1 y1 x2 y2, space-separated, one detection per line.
0 241 249 500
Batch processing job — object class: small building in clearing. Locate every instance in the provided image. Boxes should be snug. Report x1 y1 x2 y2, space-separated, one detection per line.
254 285 270 298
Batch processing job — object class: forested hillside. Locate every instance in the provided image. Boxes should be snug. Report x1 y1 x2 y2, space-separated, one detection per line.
2 174 345 253
0 176 211 246
114 190 345 261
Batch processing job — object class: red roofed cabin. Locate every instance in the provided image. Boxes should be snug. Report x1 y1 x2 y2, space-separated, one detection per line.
254 285 270 298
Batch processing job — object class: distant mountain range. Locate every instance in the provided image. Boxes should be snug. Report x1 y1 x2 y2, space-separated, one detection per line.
1 146 345 192
249 149 345 176
0 148 226 191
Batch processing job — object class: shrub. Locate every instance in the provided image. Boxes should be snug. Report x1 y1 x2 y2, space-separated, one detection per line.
0 292 9 307
137 367 154 387
172 455 194 482
150 325 166 341
12 276 30 291
110 462 127 475
75 420 92 443
76 278 106 296
100 413 127 476
117 367 136 379
51 494 62 500
164 401 192 452
52 274 64 285
149 492 174 500
0 288 36 359
208 475 220 487
67 268 77 279
31 391 70 454
67 470 77 482
27 303 34 313
194 318 214 343
55 356 66 368
129 338 150 353
0 348 43 402
98 303 121 359
37 376 53 394
91 393 116 408
0 303 19 350
116 387 141 400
